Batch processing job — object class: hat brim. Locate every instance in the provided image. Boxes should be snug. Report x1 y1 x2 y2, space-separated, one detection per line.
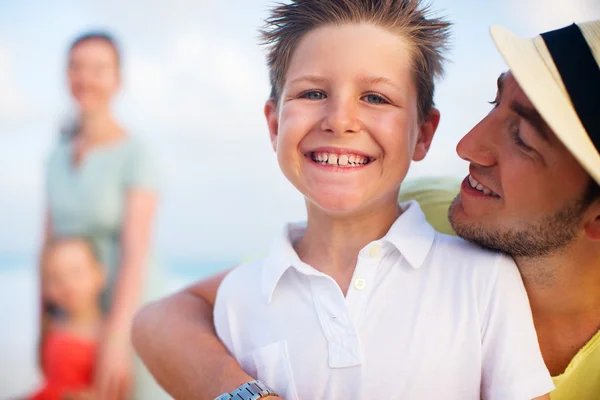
490 25 600 185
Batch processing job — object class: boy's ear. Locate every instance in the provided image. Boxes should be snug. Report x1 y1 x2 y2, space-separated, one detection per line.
412 108 440 162
264 99 279 152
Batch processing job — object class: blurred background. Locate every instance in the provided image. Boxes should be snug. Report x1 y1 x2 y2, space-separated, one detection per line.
1 0 599 398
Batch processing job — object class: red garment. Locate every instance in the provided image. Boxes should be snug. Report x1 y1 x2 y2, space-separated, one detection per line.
30 330 97 400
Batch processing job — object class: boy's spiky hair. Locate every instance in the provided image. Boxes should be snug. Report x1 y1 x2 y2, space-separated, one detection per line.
260 0 451 121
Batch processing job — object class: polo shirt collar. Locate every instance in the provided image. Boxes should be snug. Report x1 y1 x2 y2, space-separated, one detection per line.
381 200 436 270
261 200 436 303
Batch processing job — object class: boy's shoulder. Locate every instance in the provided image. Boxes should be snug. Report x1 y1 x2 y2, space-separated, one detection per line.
429 231 518 278
223 257 267 283
217 257 270 305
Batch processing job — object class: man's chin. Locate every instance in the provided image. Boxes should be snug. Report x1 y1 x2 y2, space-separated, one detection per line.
450 220 510 256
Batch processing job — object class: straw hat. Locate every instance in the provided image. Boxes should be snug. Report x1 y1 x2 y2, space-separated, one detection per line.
490 20 600 185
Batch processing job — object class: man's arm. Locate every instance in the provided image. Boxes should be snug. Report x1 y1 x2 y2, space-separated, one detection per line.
131 269 256 400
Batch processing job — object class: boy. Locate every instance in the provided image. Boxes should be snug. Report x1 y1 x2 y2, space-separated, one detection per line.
214 1 554 399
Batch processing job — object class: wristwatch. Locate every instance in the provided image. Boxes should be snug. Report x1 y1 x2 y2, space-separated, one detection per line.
214 380 278 400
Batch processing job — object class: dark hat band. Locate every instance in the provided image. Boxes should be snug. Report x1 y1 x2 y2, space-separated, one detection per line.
541 24 600 152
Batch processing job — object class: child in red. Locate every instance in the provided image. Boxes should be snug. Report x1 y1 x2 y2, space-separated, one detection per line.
31 238 106 400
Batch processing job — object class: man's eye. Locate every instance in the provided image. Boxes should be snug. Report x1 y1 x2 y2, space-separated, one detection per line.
488 92 501 109
362 93 389 104
510 125 534 152
300 91 326 100
489 99 499 108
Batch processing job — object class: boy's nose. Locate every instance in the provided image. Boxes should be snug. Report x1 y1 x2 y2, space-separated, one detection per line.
321 97 361 136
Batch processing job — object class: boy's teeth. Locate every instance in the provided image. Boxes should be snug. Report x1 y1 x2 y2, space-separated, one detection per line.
311 152 369 167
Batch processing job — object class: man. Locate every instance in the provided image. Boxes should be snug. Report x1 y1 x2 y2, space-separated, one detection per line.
131 20 600 399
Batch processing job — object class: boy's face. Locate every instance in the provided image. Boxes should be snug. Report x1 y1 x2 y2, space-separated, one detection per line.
43 241 105 314
265 23 439 215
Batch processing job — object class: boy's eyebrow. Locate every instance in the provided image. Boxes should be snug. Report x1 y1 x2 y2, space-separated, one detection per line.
288 74 329 86
287 75 404 92
358 76 404 92
510 101 552 143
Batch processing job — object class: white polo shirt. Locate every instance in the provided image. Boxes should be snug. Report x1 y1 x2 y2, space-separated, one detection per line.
214 201 554 400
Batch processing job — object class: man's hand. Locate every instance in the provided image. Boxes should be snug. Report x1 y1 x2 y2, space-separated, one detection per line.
132 269 259 400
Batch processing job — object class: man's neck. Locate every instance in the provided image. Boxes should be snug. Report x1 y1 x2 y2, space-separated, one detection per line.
295 196 401 294
516 244 600 375
516 246 600 317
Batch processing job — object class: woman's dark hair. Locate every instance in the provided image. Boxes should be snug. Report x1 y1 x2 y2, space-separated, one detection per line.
69 30 121 66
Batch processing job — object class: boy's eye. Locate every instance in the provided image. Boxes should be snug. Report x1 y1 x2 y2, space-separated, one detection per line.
300 90 326 100
362 93 389 105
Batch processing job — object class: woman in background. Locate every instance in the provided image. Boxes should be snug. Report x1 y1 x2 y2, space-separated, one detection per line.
40 31 167 400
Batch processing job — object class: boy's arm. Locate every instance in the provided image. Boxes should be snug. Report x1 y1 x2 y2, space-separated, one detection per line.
131 269 257 400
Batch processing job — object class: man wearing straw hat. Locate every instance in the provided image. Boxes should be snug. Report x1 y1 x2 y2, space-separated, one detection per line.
132 20 600 399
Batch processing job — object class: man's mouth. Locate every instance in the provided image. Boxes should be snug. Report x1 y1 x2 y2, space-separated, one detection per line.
467 175 500 198
308 151 374 167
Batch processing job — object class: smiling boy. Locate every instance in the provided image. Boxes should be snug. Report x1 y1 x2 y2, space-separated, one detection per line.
211 1 554 399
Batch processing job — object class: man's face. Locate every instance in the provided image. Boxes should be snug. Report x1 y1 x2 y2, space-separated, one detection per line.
449 72 594 258
264 23 438 216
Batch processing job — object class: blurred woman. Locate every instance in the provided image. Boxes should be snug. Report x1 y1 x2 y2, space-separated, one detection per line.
40 31 167 400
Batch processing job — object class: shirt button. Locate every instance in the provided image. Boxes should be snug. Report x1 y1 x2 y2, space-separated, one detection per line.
369 244 381 258
354 278 366 290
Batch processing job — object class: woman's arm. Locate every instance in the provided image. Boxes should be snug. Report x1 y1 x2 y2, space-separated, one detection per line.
131 271 265 400
108 188 157 336
38 209 53 368
94 188 157 400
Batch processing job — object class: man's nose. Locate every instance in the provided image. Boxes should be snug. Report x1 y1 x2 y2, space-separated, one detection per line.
456 116 497 167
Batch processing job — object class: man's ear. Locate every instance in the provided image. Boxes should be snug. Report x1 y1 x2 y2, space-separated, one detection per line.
413 108 440 162
264 99 279 152
584 201 600 241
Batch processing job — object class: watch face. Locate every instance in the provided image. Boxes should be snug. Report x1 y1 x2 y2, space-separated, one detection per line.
216 380 276 400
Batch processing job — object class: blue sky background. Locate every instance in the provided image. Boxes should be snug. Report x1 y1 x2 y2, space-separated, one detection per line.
0 0 599 262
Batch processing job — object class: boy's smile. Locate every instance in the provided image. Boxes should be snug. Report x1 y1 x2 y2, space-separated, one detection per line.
265 23 439 216
306 148 374 169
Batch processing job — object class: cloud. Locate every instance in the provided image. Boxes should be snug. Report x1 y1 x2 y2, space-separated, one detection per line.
0 42 31 123
507 0 600 34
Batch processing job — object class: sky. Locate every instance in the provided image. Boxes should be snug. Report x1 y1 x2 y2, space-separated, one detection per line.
0 0 599 262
